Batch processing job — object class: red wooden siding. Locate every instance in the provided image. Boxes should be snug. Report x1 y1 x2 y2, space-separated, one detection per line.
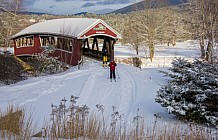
14 35 42 56
13 35 81 66
81 23 117 38
51 40 81 66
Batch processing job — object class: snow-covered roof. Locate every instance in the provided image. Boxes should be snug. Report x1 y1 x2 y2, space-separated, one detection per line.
11 18 121 39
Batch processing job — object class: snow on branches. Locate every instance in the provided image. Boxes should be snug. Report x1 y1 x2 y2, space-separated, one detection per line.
156 58 218 127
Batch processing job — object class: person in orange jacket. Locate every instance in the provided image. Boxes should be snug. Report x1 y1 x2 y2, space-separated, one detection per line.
108 59 117 81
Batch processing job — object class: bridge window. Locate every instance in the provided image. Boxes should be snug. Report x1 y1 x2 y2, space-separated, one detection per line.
15 36 34 48
40 36 57 46
57 38 73 52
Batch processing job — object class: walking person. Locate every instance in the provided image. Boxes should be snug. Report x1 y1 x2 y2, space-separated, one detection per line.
102 47 108 67
108 59 117 82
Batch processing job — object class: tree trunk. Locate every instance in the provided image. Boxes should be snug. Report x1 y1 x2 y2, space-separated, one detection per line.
199 36 206 59
136 45 139 55
149 43 154 61
172 35 176 47
205 40 213 63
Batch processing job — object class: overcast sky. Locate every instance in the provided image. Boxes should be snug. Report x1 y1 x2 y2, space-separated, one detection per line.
23 0 140 15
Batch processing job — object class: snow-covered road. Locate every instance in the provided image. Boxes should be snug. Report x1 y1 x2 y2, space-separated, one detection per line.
0 59 173 130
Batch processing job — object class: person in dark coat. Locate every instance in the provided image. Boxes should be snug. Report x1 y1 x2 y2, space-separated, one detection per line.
102 47 108 67
108 60 117 81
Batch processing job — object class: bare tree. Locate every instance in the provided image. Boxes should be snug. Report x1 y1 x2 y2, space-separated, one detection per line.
187 0 218 63
122 13 144 55
134 0 174 61
0 0 23 48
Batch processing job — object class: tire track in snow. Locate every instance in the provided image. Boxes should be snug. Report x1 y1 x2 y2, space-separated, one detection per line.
0 79 61 107
76 62 103 106
0 69 91 107
115 66 136 120
77 63 136 121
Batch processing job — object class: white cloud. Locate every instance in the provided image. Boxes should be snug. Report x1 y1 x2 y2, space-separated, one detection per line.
24 0 134 15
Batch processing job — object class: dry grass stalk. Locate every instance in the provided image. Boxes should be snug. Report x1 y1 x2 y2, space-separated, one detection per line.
1 98 217 139
0 105 35 140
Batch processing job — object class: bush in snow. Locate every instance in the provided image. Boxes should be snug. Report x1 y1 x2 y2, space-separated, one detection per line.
37 45 62 74
36 56 62 74
156 58 218 127
27 45 69 75
0 52 26 84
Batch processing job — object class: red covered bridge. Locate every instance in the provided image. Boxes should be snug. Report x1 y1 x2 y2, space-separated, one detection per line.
11 18 121 66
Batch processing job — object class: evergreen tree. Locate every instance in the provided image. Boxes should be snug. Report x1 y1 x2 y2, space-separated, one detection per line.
156 58 218 127
35 45 63 75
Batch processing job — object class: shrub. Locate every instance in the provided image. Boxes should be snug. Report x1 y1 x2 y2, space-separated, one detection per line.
156 58 218 127
0 53 26 84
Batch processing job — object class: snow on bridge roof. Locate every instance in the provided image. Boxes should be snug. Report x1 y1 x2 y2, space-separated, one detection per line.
11 18 121 39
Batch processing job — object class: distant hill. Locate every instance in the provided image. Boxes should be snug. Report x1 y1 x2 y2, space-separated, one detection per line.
74 12 89 15
109 0 188 14
19 11 94 16
18 11 51 15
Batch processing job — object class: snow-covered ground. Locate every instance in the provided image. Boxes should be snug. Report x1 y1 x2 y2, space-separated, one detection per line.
0 41 202 131
115 40 200 67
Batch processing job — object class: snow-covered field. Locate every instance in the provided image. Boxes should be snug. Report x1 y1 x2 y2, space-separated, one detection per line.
115 40 200 67
0 41 203 131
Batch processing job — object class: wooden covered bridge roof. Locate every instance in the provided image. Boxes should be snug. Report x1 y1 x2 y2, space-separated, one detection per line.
11 18 121 40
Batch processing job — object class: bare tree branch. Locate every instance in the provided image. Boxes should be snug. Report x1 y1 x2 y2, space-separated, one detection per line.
0 0 23 47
